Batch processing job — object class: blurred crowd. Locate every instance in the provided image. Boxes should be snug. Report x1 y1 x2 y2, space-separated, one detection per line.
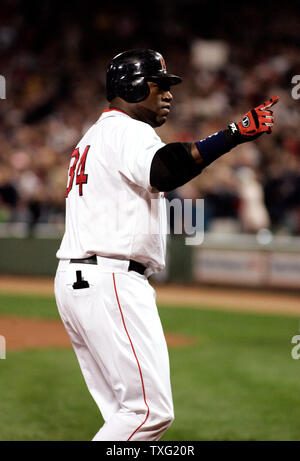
1 0 300 235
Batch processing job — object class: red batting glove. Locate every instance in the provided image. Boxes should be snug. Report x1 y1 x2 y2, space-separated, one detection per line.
228 95 279 143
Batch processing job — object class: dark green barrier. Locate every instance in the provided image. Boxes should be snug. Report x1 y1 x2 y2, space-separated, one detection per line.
167 235 192 282
0 238 61 276
0 236 191 280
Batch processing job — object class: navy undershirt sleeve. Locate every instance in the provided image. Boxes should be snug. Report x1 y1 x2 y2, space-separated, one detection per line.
150 130 237 192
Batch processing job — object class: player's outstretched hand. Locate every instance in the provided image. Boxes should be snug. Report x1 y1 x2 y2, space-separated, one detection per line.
228 95 279 143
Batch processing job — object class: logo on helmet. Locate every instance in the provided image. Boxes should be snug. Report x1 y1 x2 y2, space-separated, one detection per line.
242 116 250 128
160 56 166 71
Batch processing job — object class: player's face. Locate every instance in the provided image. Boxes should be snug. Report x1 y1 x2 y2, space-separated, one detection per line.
136 81 173 127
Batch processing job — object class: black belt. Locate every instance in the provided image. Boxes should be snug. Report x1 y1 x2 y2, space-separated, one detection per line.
70 255 147 276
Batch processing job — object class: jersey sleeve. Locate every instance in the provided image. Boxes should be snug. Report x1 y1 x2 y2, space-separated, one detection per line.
117 119 165 191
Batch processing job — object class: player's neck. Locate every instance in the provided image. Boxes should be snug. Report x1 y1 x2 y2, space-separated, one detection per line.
108 99 158 128
108 99 145 123
109 99 131 117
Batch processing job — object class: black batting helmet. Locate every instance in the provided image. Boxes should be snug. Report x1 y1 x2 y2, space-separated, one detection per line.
106 49 182 103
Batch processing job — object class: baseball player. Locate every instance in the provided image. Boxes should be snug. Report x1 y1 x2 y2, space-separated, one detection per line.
54 49 278 441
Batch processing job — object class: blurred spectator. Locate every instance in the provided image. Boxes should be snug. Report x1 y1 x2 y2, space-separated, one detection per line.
1 0 300 235
236 167 270 233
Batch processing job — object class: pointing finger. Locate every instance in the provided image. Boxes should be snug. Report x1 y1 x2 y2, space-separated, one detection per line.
259 95 279 110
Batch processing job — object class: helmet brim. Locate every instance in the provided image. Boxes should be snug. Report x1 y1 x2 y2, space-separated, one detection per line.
147 73 182 86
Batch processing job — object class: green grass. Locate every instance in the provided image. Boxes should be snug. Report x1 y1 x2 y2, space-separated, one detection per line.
0 294 300 440
159 308 300 441
0 349 100 441
0 293 59 319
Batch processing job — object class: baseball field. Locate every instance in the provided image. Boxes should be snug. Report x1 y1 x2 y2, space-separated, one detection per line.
0 277 300 441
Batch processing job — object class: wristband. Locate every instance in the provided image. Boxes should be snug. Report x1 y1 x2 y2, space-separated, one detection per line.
195 129 237 167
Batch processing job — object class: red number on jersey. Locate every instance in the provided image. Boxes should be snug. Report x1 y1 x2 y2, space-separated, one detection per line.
65 145 90 197
76 145 90 196
65 148 79 198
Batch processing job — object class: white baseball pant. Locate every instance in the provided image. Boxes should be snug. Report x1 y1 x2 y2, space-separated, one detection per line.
54 257 174 441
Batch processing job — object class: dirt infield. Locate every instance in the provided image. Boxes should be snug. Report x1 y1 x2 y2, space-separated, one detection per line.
0 276 299 351
157 285 300 317
0 275 299 316
0 316 196 351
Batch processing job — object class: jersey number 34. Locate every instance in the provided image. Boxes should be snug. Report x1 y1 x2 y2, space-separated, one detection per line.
66 145 90 198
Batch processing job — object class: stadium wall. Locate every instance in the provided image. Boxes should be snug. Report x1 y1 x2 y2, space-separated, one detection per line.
1 233 300 290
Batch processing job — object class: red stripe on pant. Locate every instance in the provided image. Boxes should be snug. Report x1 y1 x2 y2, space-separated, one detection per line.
112 273 150 440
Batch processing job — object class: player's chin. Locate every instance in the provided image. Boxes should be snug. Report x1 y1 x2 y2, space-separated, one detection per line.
154 114 168 127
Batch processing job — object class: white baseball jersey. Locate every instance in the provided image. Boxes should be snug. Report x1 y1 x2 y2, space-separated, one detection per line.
56 109 167 273
55 107 174 441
